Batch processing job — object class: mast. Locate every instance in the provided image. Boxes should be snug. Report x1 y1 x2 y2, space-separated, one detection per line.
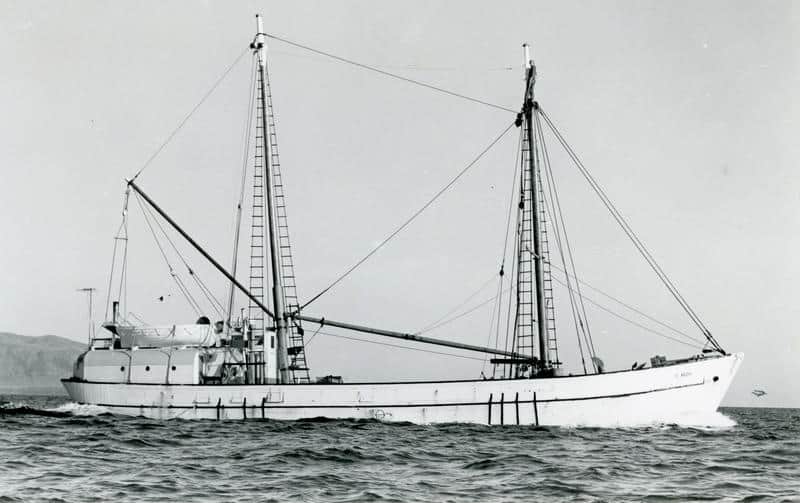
253 15 289 383
522 44 549 368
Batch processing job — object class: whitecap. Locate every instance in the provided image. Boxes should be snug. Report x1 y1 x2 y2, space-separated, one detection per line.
46 402 111 416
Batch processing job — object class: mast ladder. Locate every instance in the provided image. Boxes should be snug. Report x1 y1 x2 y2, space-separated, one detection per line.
248 101 268 361
261 62 310 383
514 124 536 377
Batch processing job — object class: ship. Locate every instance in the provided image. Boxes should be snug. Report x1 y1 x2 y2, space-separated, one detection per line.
62 15 742 425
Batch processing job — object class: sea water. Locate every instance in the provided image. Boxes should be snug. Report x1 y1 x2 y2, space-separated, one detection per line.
1 395 798 502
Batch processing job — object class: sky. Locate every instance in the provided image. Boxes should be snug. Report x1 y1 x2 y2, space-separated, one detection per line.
1 0 797 407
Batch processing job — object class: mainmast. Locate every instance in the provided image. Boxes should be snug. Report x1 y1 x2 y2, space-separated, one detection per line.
253 15 289 383
522 44 550 369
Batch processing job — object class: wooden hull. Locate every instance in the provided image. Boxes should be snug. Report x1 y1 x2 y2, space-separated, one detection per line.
62 353 742 426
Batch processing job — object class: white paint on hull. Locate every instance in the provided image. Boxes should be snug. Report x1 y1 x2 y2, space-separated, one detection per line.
62 353 742 427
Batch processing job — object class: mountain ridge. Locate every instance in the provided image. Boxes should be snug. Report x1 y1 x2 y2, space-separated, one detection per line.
0 332 85 394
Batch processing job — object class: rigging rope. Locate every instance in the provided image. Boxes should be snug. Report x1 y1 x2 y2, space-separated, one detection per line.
416 284 514 335
138 197 227 317
263 33 517 114
486 134 523 374
133 192 203 316
298 121 517 312
484 142 521 375
549 262 705 345
127 311 150 326
130 47 250 182
498 245 517 379
226 54 259 325
534 110 595 371
416 274 497 333
483 275 506 376
537 107 724 353
270 49 515 73
549 275 706 350
303 323 324 346
104 189 130 321
502 220 520 379
309 329 486 362
104 230 122 321
117 207 130 318
500 130 523 271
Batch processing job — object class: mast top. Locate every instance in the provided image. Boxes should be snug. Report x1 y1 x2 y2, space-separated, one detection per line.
253 14 267 66
523 43 536 100
523 43 532 69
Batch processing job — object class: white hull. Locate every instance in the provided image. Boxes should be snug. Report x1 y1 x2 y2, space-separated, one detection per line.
62 353 742 427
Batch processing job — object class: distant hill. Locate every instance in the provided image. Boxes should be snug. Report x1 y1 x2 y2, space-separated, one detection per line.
0 332 85 394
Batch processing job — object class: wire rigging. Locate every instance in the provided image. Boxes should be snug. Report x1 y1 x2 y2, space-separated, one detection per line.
547 262 705 346
537 108 723 353
130 47 251 182
417 284 514 335
104 189 130 321
408 258 706 358
484 277 510 376
534 110 595 371
263 33 518 114
137 195 227 317
310 329 486 362
271 49 515 73
117 206 130 318
298 120 517 312
549 274 705 350
132 192 203 316
500 130 524 270
226 54 259 326
416 274 497 334
485 134 522 375
303 323 325 346
499 245 518 378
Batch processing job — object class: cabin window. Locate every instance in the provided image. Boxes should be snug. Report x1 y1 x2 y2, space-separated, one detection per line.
271 336 275 349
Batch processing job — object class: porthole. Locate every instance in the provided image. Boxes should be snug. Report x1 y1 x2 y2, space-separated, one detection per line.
145 365 150 371
120 366 125 372
171 366 177 371
712 376 719 382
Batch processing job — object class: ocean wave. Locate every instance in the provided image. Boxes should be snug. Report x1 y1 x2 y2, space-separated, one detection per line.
0 401 797 502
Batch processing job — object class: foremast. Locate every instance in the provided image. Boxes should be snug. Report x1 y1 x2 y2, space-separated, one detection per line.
252 15 289 383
